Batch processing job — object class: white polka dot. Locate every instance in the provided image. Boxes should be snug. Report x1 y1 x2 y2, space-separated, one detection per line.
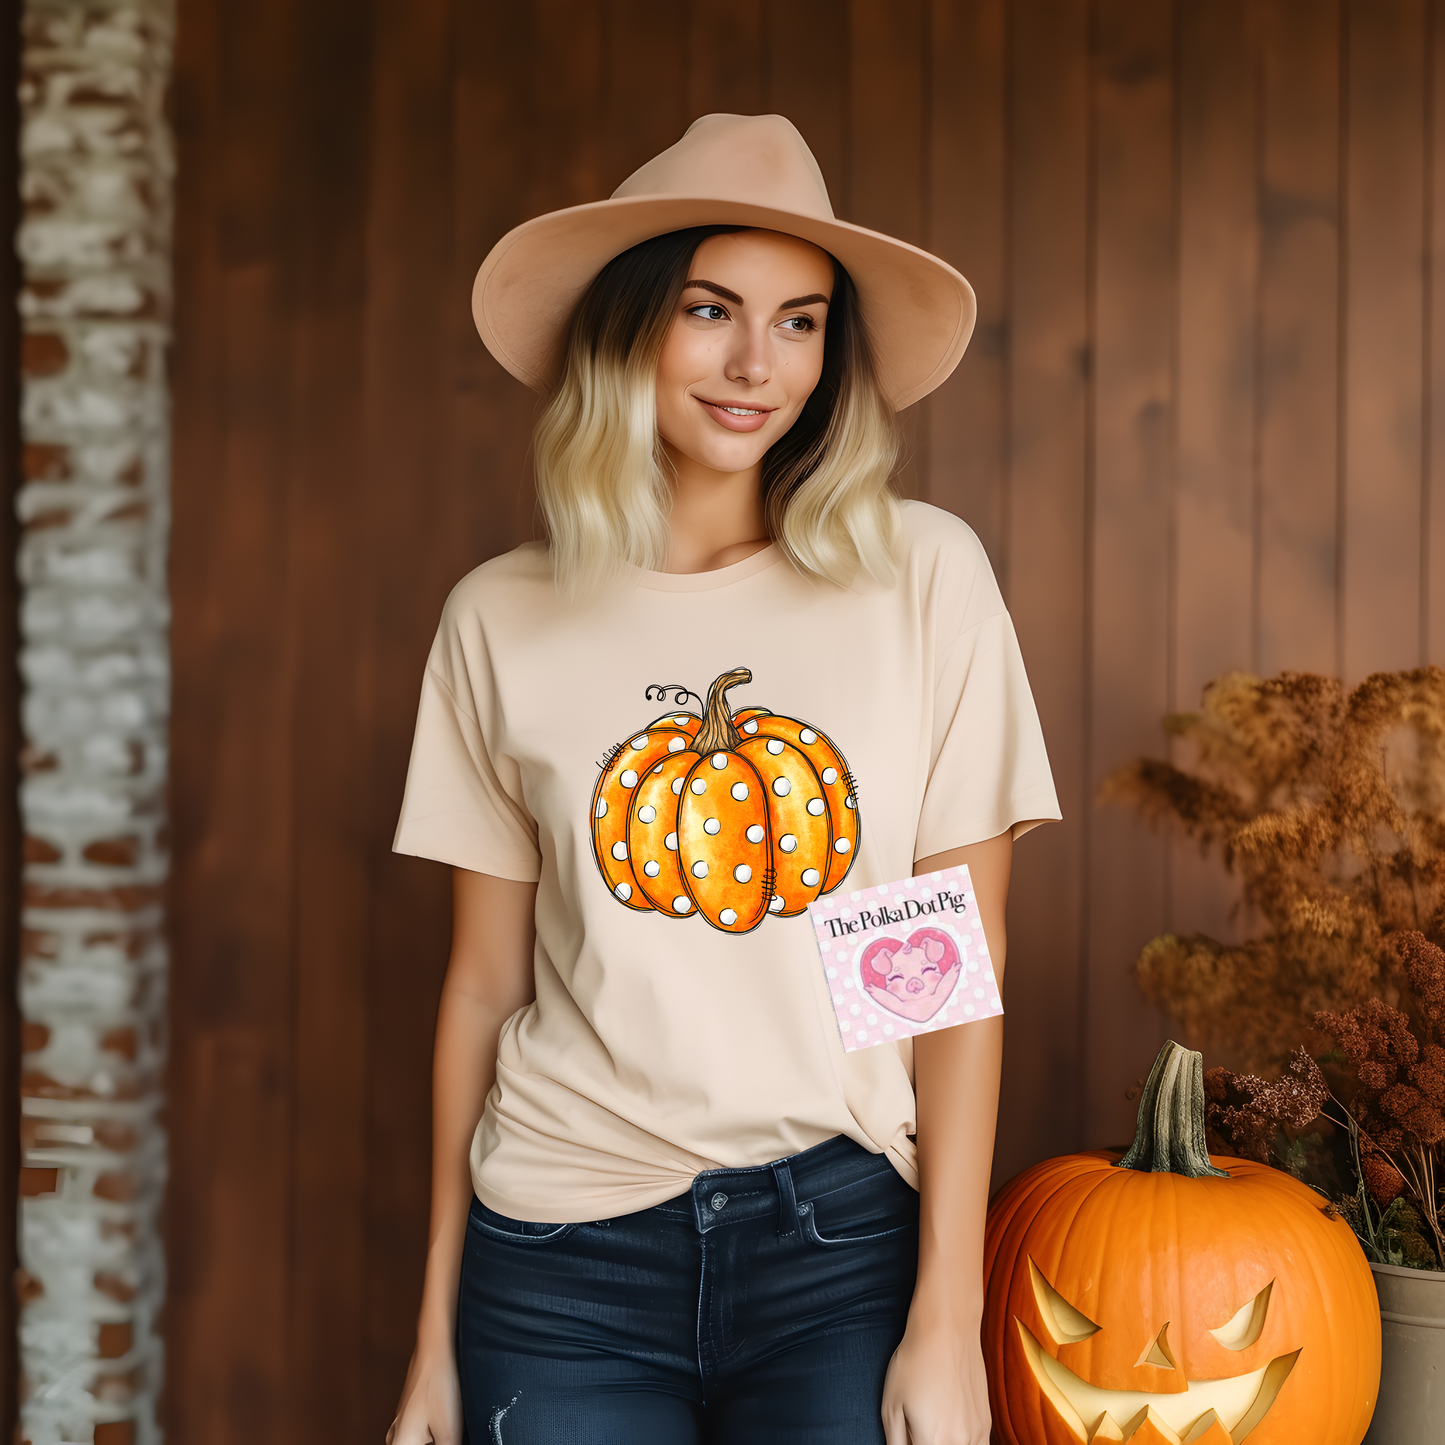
711 752 728 769
638 805 657 824
620 769 638 788
856 1031 867 1042
883 1024 894 1036
653 764 664 774
834 838 851 854
801 868 820 887
615 882 632 901
965 1004 975 1016
850 1004 861 1016
822 767 838 785
731 781 750 801
692 860 709 878
691 778 707 794
743 720 758 734
672 778 685 794
974 987 986 999
806 797 825 816
631 735 649 749
772 777 791 797
595 798 608 818
734 864 752 883
673 716 688 725
845 795 856 810
719 908 738 925
769 896 785 912
644 860 660 878
779 834 797 853
766 738 785 755
866 1013 878 1026
746 824 765 843
665 832 678 851
800 729 818 744
673 895 692 912
610 842 628 861
840 1019 851 1031
668 736 687 753
704 818 721 835
833 992 843 1003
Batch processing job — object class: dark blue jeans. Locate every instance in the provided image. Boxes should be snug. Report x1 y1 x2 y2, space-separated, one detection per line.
457 1134 920 1443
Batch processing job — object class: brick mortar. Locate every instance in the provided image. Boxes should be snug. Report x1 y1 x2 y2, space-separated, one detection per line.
16 4 173 1443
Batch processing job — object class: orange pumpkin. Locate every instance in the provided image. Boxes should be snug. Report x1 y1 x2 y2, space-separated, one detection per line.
590 666 859 933
983 1042 1380 1445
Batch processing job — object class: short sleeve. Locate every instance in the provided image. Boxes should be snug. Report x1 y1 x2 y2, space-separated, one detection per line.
392 618 542 883
913 610 1061 860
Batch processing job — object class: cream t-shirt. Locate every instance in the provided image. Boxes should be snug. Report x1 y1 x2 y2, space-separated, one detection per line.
394 500 1060 1221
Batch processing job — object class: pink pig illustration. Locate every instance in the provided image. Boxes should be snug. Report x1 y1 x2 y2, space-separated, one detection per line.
858 927 963 1024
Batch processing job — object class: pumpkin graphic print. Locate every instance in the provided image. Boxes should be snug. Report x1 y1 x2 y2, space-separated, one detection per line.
590 667 860 933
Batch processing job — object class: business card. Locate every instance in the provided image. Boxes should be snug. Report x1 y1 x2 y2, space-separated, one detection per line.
806 864 1003 1052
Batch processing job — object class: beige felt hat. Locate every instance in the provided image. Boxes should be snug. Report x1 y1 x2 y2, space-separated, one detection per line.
471 113 976 411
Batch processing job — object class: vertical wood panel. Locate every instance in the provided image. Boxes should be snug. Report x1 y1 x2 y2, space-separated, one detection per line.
1255 0 1342 677
1430 0 1445 660
283 0 378 1436
997 0 1091 1180
1171 0 1257 946
168 0 300 1437
1087 0 1176 1148
687 0 766 117
765 0 848 204
924 0 1009 575
1342 0 1427 679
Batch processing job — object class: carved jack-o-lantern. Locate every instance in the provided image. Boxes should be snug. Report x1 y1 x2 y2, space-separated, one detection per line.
983 1042 1381 1445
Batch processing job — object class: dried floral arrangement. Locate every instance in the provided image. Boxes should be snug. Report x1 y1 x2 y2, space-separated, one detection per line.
1102 668 1445 1070
1107 668 1445 1269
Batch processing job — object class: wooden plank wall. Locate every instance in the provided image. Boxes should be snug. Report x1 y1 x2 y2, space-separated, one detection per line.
163 0 1445 1437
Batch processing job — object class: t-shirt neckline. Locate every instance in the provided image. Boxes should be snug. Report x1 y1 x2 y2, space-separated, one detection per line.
635 544 783 592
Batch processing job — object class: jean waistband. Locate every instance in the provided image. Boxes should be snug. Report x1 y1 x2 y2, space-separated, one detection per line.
657 1134 896 1237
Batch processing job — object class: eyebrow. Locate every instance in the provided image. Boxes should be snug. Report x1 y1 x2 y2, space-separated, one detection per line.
683 279 831 311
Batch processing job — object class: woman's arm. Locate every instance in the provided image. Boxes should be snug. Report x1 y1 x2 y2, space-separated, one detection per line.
882 829 1013 1445
388 868 538 1445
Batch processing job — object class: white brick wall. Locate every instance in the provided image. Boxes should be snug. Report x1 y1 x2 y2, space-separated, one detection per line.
15 4 173 1442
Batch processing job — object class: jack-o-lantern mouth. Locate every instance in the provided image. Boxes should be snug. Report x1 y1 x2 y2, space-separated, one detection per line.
1016 1321 1299 1443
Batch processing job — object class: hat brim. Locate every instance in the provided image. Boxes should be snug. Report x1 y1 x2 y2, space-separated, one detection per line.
472 196 976 411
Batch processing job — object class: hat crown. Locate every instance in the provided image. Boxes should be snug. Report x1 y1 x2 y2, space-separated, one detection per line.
611 113 836 222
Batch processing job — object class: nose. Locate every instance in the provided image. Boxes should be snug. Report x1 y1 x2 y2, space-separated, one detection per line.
725 321 772 387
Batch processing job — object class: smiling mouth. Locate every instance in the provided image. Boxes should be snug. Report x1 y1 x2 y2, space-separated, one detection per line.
1016 1320 1299 1444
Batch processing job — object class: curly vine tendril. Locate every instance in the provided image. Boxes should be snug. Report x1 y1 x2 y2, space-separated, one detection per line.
645 683 703 710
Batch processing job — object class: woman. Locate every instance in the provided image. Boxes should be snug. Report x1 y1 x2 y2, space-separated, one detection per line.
388 114 1058 1445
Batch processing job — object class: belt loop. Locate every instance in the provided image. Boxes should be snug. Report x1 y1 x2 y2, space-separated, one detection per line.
770 1159 801 1239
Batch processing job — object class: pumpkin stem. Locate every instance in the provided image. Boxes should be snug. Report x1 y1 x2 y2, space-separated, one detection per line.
694 667 752 754
1115 1040 1230 1179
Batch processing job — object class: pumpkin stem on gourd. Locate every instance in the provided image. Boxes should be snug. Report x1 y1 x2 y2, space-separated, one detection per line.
694 667 752 754
1115 1039 1230 1179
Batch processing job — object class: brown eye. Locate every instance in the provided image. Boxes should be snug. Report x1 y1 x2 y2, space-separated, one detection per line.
687 304 727 322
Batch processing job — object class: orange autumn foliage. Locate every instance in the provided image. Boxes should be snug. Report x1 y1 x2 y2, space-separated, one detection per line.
1102 668 1445 1071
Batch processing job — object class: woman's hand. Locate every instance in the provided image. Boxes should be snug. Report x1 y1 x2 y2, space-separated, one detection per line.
387 1338 463 1445
881 1310 991 1445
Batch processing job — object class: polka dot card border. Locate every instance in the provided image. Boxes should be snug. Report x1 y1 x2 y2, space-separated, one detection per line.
806 863 1003 1052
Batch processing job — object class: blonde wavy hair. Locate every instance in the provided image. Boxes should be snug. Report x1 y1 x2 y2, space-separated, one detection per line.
533 226 902 596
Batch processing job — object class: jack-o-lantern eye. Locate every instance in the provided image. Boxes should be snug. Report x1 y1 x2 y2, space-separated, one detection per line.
1027 1258 1099 1345
1210 1279 1274 1350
